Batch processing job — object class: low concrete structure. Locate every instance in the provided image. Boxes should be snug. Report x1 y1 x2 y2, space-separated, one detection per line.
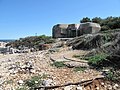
67 24 80 37
52 22 101 38
78 22 101 35
52 24 68 38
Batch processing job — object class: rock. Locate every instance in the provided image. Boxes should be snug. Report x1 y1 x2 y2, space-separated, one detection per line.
8 64 19 74
101 82 105 86
76 85 83 90
42 79 55 86
107 85 112 90
18 80 24 85
113 84 119 90
71 34 105 50
0 87 3 90
30 69 36 73
0 78 5 85
101 69 109 76
65 61 89 68
9 69 18 74
64 86 73 90
96 86 99 90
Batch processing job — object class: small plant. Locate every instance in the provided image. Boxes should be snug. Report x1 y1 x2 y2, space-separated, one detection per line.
41 73 48 79
85 53 108 66
105 69 120 81
17 74 49 90
74 67 87 72
104 33 112 43
25 75 42 88
16 86 28 90
51 61 66 68
5 79 13 84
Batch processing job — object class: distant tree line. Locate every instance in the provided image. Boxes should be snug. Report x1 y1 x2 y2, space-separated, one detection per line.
80 16 120 31
6 35 55 49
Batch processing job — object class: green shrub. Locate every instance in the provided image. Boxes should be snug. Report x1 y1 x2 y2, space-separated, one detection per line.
85 53 108 66
25 76 42 88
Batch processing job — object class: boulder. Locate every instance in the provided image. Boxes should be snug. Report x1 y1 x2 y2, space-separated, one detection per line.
64 61 89 68
42 79 55 86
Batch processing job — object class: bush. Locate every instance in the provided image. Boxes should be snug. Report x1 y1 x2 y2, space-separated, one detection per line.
85 53 108 66
6 35 55 50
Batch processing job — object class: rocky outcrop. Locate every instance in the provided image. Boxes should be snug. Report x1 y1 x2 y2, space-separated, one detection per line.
67 30 120 68
67 33 108 50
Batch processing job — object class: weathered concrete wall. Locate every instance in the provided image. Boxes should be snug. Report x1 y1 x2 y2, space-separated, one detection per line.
52 24 69 38
78 22 101 35
52 22 101 38
67 24 80 37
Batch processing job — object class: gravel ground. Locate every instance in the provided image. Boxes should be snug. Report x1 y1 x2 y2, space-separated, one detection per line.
0 48 106 90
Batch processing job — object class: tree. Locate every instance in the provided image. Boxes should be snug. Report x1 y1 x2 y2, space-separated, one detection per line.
80 17 91 23
92 17 102 24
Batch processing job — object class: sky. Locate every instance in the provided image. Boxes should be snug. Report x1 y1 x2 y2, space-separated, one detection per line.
0 0 120 39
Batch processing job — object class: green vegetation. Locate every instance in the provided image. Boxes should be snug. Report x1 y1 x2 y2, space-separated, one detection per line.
85 53 108 66
104 33 113 43
16 74 48 90
51 61 66 68
73 67 87 72
25 76 42 88
5 79 13 84
105 69 120 81
6 35 55 50
16 86 28 90
80 16 120 31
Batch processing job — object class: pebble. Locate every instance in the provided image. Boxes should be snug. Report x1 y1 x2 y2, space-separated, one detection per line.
101 82 104 85
113 84 119 89
64 86 73 90
18 80 24 85
76 85 83 90
0 78 5 85
107 85 112 90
